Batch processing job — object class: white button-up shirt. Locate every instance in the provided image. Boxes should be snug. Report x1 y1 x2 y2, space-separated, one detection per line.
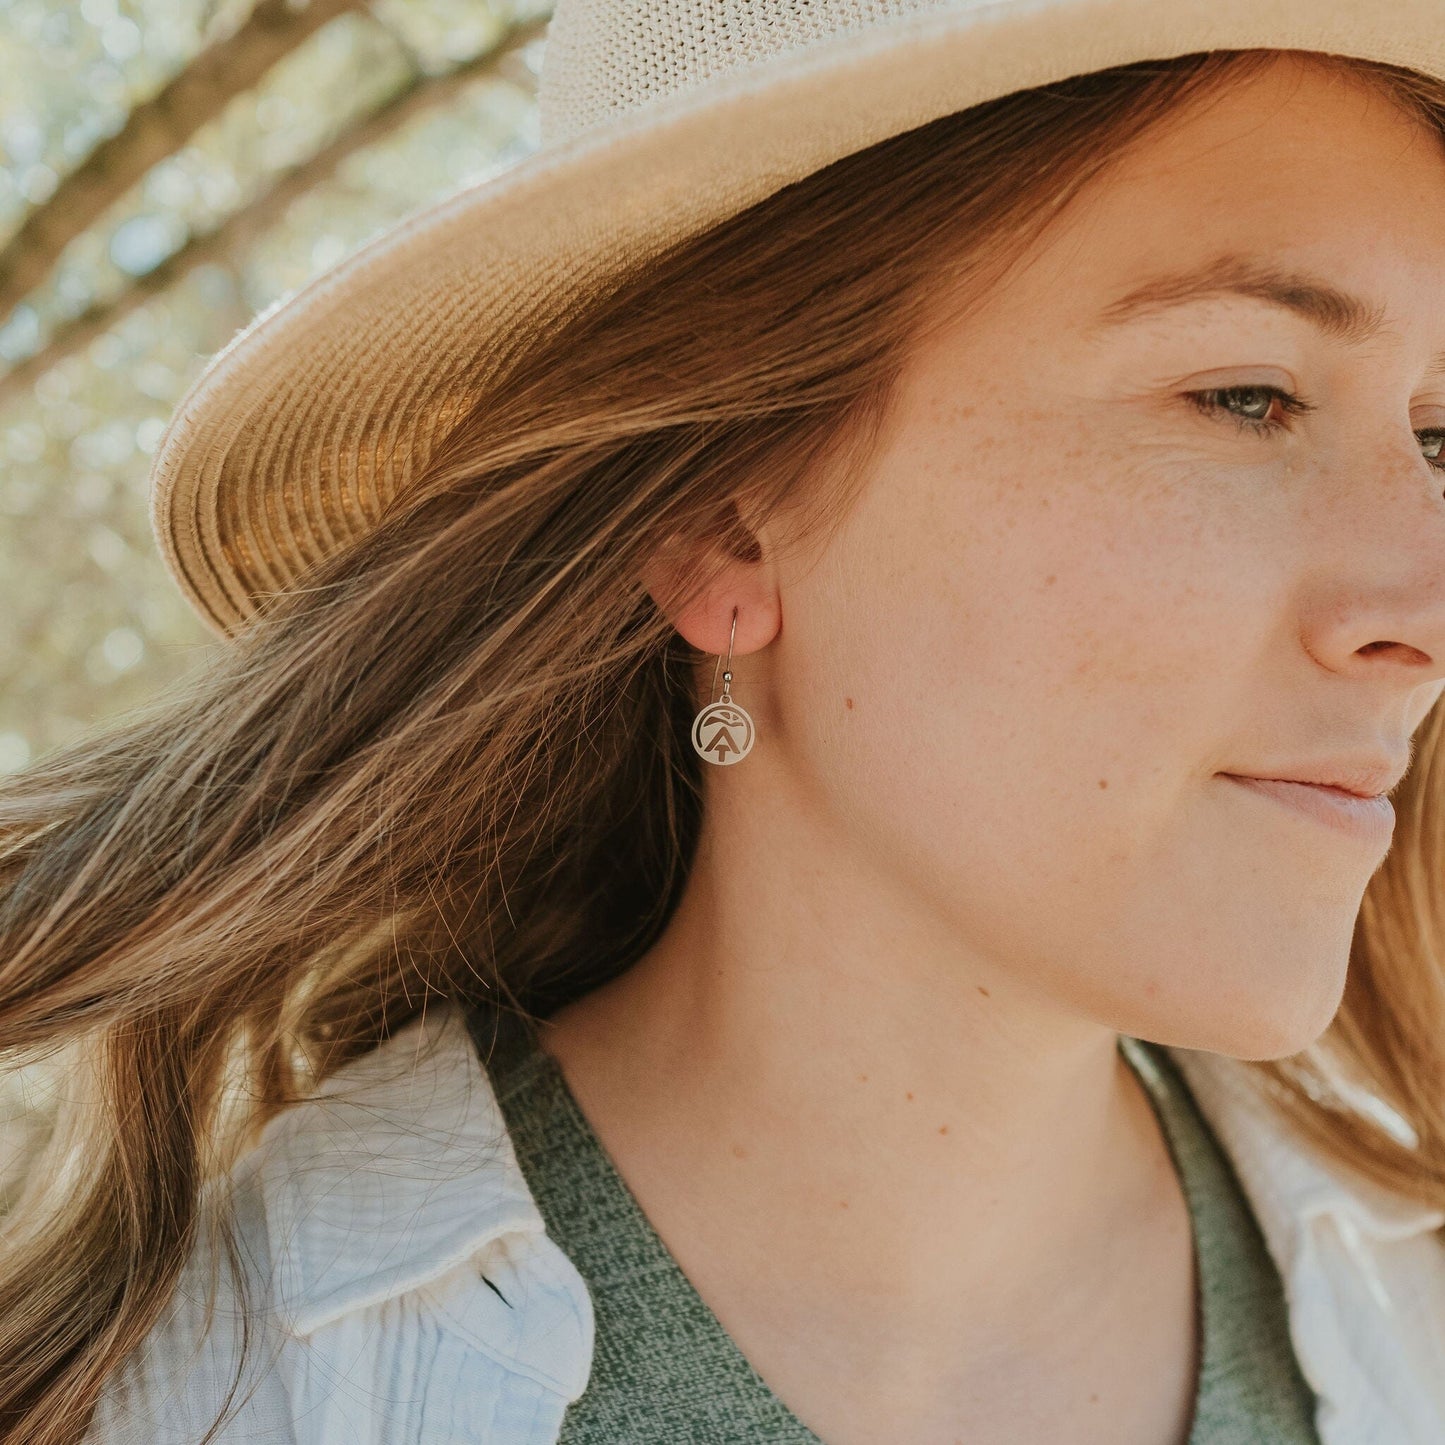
88 1005 1445 1444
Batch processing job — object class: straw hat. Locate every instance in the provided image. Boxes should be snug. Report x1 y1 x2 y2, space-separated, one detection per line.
148 0 1445 638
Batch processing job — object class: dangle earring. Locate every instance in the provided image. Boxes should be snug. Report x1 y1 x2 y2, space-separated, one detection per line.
691 605 755 765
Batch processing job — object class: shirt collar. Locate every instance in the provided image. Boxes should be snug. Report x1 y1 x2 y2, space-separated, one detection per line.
1165 1042 1445 1444
1164 1042 1445 1242
244 1004 1442 1435
250 1004 550 1336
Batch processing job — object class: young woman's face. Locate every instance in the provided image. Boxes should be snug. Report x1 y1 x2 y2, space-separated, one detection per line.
772 55 1445 1059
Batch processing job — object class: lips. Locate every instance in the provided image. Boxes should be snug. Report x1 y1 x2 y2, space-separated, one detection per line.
1255 777 1383 800
1219 772 1397 846
1223 757 1407 801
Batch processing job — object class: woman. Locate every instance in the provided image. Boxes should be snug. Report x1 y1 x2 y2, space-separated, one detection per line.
3 2 1445 1442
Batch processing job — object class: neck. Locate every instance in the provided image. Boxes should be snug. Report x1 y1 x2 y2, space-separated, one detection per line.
535 795 1183 1380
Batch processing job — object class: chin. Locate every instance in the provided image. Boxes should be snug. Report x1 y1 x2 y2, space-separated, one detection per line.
1153 965 1347 1061
1126 1007 1337 1064
1211 882 1360 1052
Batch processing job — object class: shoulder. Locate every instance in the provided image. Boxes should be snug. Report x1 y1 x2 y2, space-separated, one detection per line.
88 1005 594 1445
1163 1043 1445 1445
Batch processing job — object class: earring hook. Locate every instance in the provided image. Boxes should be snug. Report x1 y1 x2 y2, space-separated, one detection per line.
710 605 738 702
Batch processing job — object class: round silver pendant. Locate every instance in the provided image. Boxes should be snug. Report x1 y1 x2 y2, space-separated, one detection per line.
691 700 755 765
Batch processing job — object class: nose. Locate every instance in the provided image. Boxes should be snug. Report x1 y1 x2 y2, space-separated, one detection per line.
1301 435 1445 687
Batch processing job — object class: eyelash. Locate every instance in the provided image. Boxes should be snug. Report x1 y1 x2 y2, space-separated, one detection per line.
1184 384 1445 472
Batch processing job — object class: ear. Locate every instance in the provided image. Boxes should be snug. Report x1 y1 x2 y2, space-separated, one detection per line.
641 500 781 659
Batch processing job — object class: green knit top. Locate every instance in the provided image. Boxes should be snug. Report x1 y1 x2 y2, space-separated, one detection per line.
465 1006 1320 1443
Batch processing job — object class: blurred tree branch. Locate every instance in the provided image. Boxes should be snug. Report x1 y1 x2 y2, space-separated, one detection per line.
0 0 367 324
0 14 547 407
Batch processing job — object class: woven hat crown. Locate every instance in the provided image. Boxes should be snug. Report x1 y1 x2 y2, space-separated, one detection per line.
538 0 956 144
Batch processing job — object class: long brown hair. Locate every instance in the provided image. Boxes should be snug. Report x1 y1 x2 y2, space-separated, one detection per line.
3 46 1444 1444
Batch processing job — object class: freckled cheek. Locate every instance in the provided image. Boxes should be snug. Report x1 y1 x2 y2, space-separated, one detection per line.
1057 573 1221 680
925 519 1248 781
860 422 1255 721
1042 578 1267 814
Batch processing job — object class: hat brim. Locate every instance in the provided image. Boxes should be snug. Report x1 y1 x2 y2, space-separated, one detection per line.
148 0 1445 637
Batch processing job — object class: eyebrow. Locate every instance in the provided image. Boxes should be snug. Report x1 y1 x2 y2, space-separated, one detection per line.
1092 253 1445 380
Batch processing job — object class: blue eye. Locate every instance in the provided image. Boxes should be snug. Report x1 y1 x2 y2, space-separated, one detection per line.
1184 384 1445 472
